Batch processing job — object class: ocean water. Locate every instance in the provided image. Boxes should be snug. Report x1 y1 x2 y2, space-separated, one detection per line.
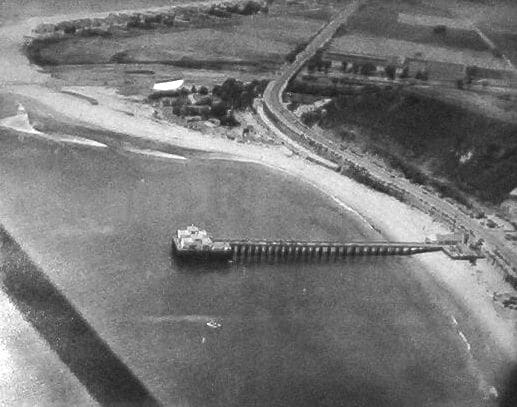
0 129 487 406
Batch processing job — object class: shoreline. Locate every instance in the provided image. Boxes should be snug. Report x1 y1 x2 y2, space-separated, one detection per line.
8 84 516 356
0 3 516 404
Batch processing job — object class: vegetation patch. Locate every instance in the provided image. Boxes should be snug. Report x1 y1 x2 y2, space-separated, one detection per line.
152 78 269 127
294 87 517 205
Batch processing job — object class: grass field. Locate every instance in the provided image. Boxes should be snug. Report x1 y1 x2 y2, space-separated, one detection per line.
32 1 329 93
338 0 488 52
488 31 517 67
37 8 323 67
0 95 17 120
328 34 508 71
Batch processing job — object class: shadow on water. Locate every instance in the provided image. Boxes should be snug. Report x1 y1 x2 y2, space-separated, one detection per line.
170 249 389 274
0 226 160 407
499 362 517 407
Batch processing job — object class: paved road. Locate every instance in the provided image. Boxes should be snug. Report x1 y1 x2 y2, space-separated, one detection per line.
261 0 517 279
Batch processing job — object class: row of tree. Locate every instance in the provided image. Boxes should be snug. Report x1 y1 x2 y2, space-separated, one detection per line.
306 56 429 81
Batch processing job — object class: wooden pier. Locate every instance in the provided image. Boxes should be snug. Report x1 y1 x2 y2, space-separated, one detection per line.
214 239 444 262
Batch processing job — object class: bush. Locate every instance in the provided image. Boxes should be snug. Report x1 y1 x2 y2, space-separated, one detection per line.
212 78 268 110
110 51 131 63
286 42 307 63
433 25 446 34
211 101 229 117
301 110 321 127
220 113 240 127
360 63 376 76
385 65 396 80
415 70 429 81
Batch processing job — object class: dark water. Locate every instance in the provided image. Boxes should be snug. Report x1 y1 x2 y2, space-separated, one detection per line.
0 129 487 406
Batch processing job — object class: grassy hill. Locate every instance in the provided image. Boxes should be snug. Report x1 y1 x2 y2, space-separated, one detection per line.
318 88 517 204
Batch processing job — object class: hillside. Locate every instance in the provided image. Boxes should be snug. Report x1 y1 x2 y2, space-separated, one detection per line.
315 88 517 204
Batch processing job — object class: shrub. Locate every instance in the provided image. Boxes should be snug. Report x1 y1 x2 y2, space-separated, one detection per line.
415 70 429 81
110 51 131 63
360 63 376 76
433 25 446 34
385 65 396 80
286 42 308 63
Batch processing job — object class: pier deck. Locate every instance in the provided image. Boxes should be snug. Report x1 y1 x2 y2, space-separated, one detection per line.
213 239 446 260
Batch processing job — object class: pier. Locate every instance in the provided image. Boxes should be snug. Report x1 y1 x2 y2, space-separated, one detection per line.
215 239 445 262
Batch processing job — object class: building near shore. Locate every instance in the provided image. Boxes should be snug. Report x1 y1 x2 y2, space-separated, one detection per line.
150 78 186 98
152 78 184 92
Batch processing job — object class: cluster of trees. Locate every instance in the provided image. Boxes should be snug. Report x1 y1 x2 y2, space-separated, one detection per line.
163 78 269 127
212 78 269 110
300 110 323 127
286 42 308 63
339 60 412 80
307 51 332 73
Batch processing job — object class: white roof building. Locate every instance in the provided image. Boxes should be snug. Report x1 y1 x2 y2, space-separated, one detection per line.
152 78 184 92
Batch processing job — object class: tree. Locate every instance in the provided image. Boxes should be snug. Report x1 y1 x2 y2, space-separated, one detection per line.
415 70 428 81
360 63 376 76
384 65 396 80
433 25 446 34
322 60 332 73
211 101 229 117
220 111 239 127
212 85 222 97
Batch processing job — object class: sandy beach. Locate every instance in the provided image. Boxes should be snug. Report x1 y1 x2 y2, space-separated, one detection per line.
8 81 517 357
0 2 516 403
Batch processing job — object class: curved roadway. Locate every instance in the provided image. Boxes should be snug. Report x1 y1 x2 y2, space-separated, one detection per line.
261 0 517 279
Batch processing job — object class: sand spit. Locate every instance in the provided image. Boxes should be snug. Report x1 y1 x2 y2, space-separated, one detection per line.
0 103 108 148
123 146 187 160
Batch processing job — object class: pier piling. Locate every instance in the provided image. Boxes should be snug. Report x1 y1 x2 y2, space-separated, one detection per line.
222 239 443 263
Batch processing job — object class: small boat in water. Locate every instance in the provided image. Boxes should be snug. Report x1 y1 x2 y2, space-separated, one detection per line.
206 320 222 329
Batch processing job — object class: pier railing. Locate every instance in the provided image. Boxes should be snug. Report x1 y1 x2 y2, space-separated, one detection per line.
214 239 444 261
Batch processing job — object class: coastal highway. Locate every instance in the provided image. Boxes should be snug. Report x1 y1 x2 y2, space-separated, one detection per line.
261 0 517 279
